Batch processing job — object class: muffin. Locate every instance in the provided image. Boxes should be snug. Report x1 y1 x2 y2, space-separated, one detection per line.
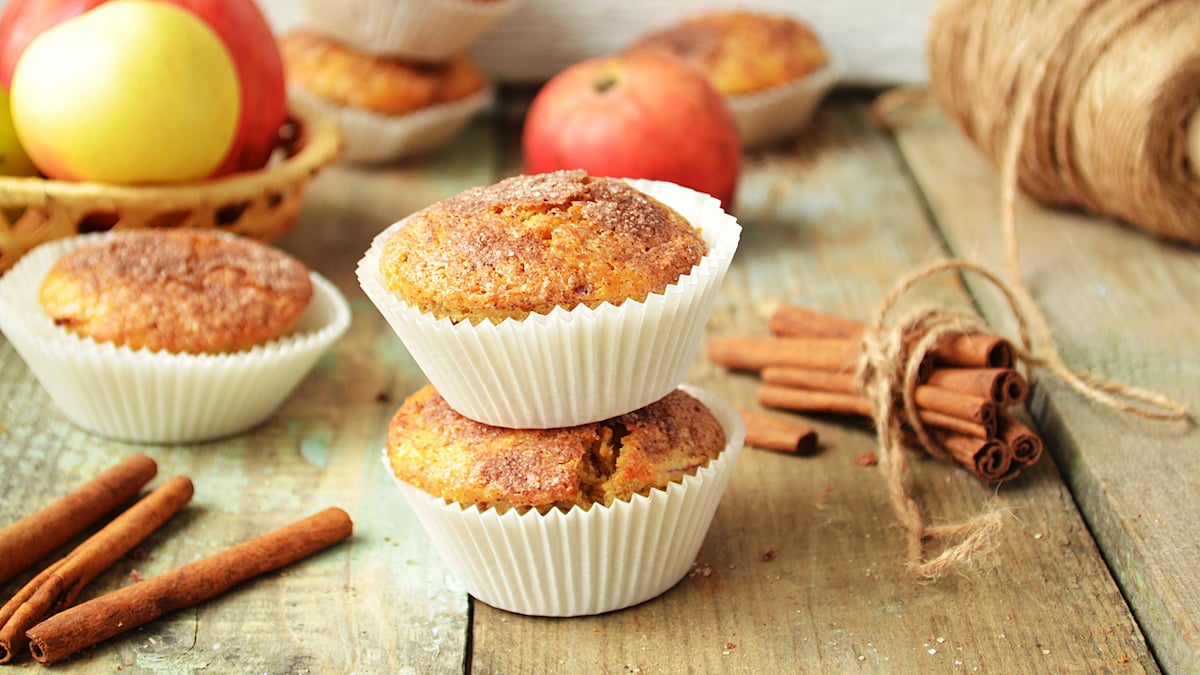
280 29 493 163
357 170 742 428
38 229 312 354
628 10 841 147
379 170 707 324
300 0 526 61
383 384 745 616
0 231 352 443
387 386 726 512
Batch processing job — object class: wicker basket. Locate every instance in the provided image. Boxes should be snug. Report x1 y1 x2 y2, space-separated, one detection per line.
0 107 343 275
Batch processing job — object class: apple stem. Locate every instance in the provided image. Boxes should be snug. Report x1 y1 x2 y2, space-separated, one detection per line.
593 73 618 93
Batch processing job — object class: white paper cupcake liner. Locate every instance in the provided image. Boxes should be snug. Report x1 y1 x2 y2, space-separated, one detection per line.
289 84 493 164
728 55 843 148
382 385 745 617
301 0 526 61
0 232 352 444
357 178 742 428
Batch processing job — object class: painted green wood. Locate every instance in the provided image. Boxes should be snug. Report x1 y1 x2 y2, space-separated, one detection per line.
467 95 1155 674
0 93 1170 673
893 100 1200 674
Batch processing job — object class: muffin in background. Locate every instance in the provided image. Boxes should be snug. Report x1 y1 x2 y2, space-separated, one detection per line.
0 230 351 443
280 29 492 163
382 384 745 616
628 10 841 147
357 170 742 429
301 0 526 62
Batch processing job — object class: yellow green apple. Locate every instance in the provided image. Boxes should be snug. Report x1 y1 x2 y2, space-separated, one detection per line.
9 0 240 184
0 87 36 176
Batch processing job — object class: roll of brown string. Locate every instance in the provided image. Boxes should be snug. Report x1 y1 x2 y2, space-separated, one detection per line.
927 0 1200 245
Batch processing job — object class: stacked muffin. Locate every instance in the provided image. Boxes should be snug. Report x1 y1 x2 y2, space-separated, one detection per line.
358 170 744 616
279 1 525 163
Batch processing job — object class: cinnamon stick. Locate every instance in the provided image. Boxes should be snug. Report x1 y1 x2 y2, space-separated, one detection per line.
930 430 1015 483
708 335 859 372
999 412 1044 467
0 476 193 664
926 367 1028 405
758 384 872 417
769 305 866 339
25 507 354 665
769 304 1011 371
930 333 1014 369
912 386 996 436
0 454 157 586
762 366 857 394
757 384 992 438
738 408 819 454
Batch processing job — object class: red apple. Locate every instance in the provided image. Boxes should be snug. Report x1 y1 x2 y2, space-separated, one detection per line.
523 52 742 208
0 0 285 176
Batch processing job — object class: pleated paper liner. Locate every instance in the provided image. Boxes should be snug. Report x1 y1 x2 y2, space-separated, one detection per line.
357 177 742 429
383 385 745 617
287 84 494 164
727 55 843 148
0 232 351 444
301 0 527 61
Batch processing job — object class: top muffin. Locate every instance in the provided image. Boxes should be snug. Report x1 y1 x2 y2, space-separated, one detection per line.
379 170 708 324
37 230 313 354
628 10 829 96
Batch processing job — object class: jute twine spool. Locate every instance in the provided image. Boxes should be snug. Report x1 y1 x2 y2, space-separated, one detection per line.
927 0 1200 245
860 0 1193 578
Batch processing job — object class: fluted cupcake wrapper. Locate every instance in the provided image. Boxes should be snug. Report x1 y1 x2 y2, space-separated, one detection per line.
728 55 843 148
289 84 494 164
0 233 352 444
383 385 745 617
301 0 526 61
357 178 742 428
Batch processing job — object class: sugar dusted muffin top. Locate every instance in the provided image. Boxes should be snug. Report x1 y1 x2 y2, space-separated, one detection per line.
385 386 727 512
37 230 313 354
378 170 708 323
628 10 828 96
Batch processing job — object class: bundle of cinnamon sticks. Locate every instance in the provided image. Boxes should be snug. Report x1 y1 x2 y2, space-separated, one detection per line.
709 305 1044 482
0 454 352 665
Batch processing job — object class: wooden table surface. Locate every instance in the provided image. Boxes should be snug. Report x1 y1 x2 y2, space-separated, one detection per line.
2 89 1197 674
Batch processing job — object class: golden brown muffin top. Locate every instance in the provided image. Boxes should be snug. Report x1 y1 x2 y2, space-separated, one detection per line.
628 10 828 96
279 29 487 114
386 386 727 512
38 230 313 354
379 170 708 323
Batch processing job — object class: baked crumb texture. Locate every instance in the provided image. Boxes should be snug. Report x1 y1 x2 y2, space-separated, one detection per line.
37 230 313 355
386 386 727 512
279 29 486 114
379 170 708 323
628 10 828 95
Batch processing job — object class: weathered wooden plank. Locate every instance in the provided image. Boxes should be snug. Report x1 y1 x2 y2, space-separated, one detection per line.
468 95 1155 673
0 125 498 672
893 100 1200 674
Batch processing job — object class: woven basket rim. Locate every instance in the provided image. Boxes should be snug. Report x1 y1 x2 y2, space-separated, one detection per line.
0 106 343 208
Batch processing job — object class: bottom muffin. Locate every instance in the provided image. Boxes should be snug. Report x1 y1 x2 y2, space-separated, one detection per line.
382 385 745 616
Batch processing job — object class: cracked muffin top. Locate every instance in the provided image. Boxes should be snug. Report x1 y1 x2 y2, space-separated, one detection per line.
378 170 708 324
37 230 313 354
385 385 727 513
